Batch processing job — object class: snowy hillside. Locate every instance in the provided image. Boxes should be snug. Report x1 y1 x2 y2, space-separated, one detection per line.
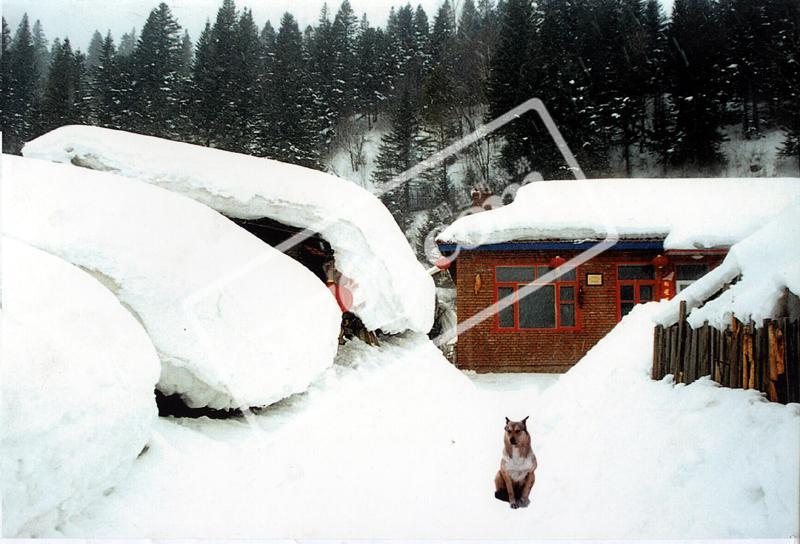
2 155 341 410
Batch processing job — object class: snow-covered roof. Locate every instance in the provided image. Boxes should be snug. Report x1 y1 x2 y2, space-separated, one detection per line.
2 155 341 410
23 125 435 334
656 197 800 329
439 178 800 250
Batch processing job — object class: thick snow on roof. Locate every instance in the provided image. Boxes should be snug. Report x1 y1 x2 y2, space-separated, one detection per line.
23 125 435 334
439 178 800 250
2 155 341 410
1 238 160 537
656 197 800 329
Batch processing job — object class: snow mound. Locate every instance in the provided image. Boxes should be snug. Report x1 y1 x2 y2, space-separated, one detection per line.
656 197 800 328
532 304 800 537
439 177 800 250
23 125 435 334
2 155 341 410
1 237 160 537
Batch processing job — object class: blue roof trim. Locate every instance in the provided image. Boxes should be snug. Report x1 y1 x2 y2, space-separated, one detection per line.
437 240 665 252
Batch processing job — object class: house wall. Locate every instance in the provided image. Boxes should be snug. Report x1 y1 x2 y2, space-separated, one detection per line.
453 249 725 373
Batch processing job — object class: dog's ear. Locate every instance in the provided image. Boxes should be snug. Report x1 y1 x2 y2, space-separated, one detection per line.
521 416 529 428
505 417 510 424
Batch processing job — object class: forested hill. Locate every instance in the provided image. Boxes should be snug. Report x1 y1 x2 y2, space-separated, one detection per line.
3 0 799 231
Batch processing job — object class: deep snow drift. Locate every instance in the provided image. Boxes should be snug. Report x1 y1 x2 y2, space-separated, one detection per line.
2 155 341 410
439 177 800 249
23 125 435 334
49 309 799 538
1 237 160 537
657 197 800 328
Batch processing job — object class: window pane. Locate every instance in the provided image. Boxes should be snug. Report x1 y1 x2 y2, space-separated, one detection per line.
497 266 534 282
621 302 635 318
536 266 552 278
560 303 575 327
620 284 635 300
557 268 577 281
498 287 515 327
639 284 654 302
519 285 555 328
618 265 655 280
676 264 708 280
560 285 575 301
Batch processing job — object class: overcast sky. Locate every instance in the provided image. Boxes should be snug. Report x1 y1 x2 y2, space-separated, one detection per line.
4 0 677 50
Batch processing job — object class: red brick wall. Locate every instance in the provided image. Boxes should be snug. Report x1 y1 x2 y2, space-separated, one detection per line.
453 249 725 373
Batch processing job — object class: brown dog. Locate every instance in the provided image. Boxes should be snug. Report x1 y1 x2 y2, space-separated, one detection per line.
494 416 537 509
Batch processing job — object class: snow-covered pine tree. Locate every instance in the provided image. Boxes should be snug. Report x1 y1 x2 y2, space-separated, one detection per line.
131 2 183 138
31 20 50 89
88 32 124 128
86 30 103 69
118 28 136 57
331 0 359 122
38 38 85 134
642 0 675 173
3 14 39 153
422 0 459 205
271 12 322 169
231 8 263 154
666 0 726 169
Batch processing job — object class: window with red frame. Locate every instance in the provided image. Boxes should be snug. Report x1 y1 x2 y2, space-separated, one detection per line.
617 264 657 320
495 265 578 330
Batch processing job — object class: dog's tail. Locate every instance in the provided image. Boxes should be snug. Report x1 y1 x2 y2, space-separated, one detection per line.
494 488 509 502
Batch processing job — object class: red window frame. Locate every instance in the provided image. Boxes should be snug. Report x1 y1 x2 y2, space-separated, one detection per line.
494 265 580 331
616 263 658 321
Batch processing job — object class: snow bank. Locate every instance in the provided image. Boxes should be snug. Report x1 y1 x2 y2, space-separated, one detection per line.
439 177 800 249
23 125 435 334
1 238 160 537
656 198 800 328
531 304 800 537
2 155 341 410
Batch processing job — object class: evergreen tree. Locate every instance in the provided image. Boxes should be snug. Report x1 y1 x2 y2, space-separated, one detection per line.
89 31 123 128
31 19 50 88
231 8 264 153
307 4 337 151
271 12 321 168
1 17 11 136
118 27 136 56
39 38 85 134
422 0 458 203
179 30 193 77
330 0 359 120
642 0 675 172
373 86 429 229
132 3 183 137
189 21 215 145
3 14 39 153
666 0 726 168
772 0 799 168
86 29 103 68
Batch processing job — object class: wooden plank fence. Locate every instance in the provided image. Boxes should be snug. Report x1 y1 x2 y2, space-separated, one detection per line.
652 301 800 404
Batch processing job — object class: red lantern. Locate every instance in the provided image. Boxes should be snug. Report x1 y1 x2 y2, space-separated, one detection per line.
328 282 353 313
434 256 452 270
548 255 567 268
652 254 668 269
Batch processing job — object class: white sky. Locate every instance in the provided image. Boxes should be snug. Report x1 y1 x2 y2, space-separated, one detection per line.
5 0 676 50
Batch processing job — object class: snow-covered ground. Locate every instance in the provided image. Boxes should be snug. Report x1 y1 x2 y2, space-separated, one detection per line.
41 305 799 539
1 238 160 536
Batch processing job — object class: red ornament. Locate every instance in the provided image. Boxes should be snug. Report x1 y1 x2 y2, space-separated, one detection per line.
328 283 353 312
435 256 452 270
548 255 567 268
652 254 668 268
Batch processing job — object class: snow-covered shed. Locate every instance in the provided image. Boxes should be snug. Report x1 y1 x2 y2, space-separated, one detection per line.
22 125 435 336
437 178 800 372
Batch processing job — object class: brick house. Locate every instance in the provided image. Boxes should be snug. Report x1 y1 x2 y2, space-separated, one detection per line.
436 178 800 373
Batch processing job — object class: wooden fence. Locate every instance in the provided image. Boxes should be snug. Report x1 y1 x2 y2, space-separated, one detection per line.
652 301 800 404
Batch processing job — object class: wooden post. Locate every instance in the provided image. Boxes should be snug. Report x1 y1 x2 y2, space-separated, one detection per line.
767 320 781 402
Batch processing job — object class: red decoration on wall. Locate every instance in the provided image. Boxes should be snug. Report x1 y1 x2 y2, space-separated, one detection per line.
652 254 668 268
548 255 567 268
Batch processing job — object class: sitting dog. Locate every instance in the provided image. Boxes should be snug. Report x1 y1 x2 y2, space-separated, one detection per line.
494 416 537 509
